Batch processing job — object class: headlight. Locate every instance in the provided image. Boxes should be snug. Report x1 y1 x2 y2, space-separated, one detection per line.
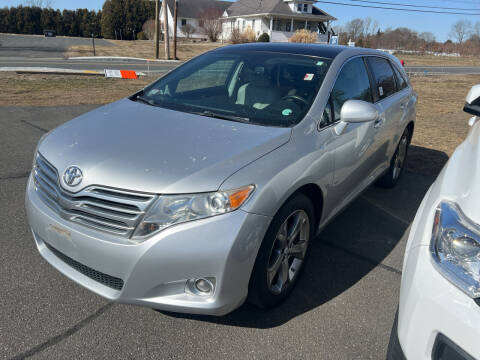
132 185 255 240
431 201 480 298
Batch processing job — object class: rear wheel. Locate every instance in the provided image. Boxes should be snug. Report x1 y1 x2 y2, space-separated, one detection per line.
377 127 410 188
248 193 314 308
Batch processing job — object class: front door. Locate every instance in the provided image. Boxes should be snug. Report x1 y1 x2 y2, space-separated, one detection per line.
319 56 382 219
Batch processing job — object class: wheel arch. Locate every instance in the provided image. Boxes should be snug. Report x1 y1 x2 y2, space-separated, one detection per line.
283 183 324 230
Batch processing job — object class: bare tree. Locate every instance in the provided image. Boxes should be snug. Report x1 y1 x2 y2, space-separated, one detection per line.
450 19 472 43
181 24 196 39
361 17 378 38
23 0 53 8
473 21 480 37
419 32 436 43
142 19 156 40
199 7 223 42
345 18 364 41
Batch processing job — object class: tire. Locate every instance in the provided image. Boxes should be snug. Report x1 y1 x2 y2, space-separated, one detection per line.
248 193 315 309
377 127 410 189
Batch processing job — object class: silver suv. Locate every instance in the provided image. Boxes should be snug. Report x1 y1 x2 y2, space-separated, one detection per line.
26 44 416 315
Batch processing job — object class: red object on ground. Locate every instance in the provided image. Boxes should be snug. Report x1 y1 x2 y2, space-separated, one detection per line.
401 60 405 67
120 70 138 79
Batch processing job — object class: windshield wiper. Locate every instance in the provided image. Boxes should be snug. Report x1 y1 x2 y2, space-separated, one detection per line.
194 110 250 124
133 93 155 106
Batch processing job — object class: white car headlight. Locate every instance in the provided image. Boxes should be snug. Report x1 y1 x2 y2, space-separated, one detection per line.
431 201 480 298
132 185 255 240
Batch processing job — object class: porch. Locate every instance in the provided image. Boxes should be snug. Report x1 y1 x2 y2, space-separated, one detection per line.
267 17 331 43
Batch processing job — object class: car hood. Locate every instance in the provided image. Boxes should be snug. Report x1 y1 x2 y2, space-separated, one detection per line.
38 99 291 194
438 119 480 224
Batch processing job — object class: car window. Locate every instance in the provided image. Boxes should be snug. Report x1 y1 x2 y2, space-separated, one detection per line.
326 57 373 124
367 57 397 100
176 59 236 92
392 64 407 91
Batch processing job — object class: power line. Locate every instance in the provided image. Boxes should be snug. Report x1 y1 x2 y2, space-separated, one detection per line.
347 0 480 11
319 1 480 15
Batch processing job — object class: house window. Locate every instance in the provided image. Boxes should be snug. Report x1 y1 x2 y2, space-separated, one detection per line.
252 19 256 29
181 19 187 26
297 4 302 12
242 20 246 30
303 4 308 12
286 21 292 32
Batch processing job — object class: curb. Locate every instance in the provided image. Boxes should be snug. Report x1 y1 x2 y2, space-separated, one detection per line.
0 67 104 75
0 67 163 77
67 56 181 63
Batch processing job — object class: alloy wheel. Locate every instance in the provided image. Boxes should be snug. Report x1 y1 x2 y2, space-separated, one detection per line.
267 210 310 295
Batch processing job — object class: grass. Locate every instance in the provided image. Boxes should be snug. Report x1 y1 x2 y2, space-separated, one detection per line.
67 39 225 61
66 38 480 67
406 74 479 175
395 54 480 67
1 72 478 176
0 72 152 106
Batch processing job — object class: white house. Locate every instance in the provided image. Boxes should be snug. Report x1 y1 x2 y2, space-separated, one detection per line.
222 0 337 42
160 0 231 40
160 0 336 43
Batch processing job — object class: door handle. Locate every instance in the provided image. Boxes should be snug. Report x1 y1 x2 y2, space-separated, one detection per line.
400 102 408 110
374 117 385 128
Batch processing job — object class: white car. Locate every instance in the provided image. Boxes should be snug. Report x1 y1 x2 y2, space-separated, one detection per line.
387 85 480 359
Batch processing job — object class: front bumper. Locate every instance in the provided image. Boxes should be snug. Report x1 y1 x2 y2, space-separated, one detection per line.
26 174 271 315
397 215 480 359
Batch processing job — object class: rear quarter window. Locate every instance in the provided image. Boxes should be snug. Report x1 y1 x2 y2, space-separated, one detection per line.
392 64 408 90
367 57 397 100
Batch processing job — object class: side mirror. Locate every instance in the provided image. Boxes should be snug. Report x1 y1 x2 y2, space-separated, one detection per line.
464 84 480 117
340 100 379 123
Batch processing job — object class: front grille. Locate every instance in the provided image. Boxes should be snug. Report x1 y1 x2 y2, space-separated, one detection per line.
45 241 124 291
33 153 157 238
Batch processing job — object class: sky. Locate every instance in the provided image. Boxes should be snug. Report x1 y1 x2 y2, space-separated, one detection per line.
3 0 480 41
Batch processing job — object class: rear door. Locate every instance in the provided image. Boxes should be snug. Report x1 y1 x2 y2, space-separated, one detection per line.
365 56 404 173
391 62 414 148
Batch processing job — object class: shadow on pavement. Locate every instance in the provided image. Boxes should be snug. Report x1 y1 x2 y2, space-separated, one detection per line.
160 146 445 329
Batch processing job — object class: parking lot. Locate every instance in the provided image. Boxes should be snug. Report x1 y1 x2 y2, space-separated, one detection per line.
0 104 439 359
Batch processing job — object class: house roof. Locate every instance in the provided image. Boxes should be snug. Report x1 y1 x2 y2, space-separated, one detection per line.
164 0 231 19
224 0 336 20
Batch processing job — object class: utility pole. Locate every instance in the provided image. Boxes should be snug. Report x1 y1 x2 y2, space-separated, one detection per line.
163 0 170 60
154 0 160 59
173 0 178 60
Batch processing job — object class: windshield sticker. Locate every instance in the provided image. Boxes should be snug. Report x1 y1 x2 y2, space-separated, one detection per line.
282 109 293 116
316 61 325 66
304 73 314 81
379 86 384 96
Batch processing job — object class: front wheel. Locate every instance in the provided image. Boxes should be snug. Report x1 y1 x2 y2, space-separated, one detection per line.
248 193 314 309
377 127 410 188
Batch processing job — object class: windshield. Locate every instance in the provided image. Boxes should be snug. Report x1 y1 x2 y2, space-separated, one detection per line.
137 51 332 127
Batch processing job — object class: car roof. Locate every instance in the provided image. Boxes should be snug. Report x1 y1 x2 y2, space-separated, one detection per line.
214 43 346 59
214 43 392 61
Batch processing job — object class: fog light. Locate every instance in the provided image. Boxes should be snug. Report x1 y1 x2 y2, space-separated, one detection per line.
185 277 215 297
195 278 212 293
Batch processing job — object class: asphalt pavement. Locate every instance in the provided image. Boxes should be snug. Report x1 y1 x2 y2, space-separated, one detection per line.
0 104 439 359
0 34 112 58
